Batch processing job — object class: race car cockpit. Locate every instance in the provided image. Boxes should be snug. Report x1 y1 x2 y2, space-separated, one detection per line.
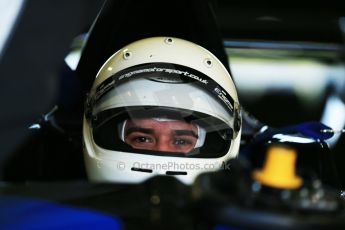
1 0 345 229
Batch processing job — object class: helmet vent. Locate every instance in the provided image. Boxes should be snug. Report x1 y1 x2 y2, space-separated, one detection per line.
123 50 132 60
164 37 174 45
203 58 213 68
131 167 153 173
166 171 187 176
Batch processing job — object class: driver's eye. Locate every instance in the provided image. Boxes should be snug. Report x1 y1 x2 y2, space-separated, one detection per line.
174 139 192 146
134 136 153 143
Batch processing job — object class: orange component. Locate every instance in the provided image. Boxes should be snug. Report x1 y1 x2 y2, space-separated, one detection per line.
253 146 303 189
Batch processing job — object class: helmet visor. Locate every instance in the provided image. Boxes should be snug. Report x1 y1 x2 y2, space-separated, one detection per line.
87 63 241 158
92 106 234 158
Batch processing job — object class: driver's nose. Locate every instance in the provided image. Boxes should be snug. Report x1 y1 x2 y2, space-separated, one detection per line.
156 137 173 152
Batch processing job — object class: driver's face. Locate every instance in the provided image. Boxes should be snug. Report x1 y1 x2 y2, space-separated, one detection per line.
124 119 198 154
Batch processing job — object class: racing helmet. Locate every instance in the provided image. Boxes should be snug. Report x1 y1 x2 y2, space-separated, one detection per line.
83 37 242 185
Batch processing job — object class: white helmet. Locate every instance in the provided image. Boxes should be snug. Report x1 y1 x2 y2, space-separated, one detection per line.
83 37 241 185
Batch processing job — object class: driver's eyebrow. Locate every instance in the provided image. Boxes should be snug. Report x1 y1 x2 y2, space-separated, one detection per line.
173 130 198 138
126 127 154 136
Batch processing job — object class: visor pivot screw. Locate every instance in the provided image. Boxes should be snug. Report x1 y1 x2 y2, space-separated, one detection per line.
165 37 174 45
123 50 132 60
204 58 213 68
